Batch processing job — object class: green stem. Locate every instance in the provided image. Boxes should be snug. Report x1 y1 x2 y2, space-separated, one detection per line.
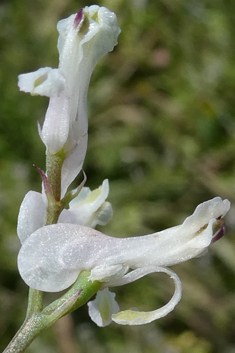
44 151 65 225
26 288 43 319
46 151 65 201
3 272 101 353
3 314 45 353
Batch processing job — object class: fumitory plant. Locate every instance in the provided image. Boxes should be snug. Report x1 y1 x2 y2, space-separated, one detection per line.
3 4 230 353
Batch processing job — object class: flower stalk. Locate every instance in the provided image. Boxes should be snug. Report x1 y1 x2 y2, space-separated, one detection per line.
3 272 101 353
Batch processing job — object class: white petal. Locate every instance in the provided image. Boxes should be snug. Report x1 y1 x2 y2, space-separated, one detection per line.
88 288 119 327
18 224 83 292
17 191 46 244
60 133 88 197
57 7 120 84
58 209 77 224
41 93 70 154
83 6 121 64
18 67 66 97
181 197 230 234
111 267 182 325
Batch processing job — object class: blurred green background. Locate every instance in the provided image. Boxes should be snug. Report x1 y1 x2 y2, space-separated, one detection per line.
1 0 235 352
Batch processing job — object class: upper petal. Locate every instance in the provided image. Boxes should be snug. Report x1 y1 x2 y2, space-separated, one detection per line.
57 6 120 84
181 196 230 235
17 191 46 244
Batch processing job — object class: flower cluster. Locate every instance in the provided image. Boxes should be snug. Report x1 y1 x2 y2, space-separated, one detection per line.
17 5 230 328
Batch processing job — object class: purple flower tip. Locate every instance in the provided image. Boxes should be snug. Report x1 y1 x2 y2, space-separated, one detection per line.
74 9 84 28
211 224 226 244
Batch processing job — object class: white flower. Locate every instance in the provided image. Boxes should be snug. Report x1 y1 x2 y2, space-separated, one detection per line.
17 179 112 244
17 197 230 325
18 6 121 197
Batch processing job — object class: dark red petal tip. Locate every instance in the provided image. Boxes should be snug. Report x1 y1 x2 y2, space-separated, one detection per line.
211 224 226 244
74 9 83 28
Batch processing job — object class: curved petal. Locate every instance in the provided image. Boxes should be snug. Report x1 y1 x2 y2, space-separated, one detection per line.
18 67 66 97
88 288 119 327
17 191 46 244
111 267 182 325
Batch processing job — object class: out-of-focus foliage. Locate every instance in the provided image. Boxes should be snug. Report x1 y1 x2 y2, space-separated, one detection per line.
1 0 235 352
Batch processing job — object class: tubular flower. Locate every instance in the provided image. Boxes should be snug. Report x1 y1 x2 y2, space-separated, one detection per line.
17 179 112 244
18 6 120 196
18 197 230 325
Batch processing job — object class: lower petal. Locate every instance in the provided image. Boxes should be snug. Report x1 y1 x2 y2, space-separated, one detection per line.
111 267 182 325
